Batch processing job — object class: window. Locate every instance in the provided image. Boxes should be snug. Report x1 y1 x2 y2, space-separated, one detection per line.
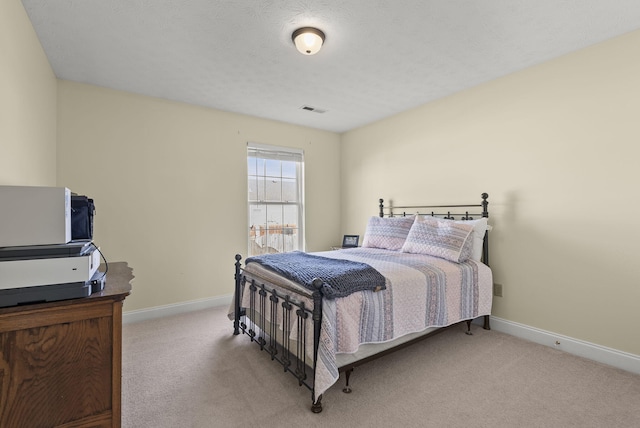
247 143 304 256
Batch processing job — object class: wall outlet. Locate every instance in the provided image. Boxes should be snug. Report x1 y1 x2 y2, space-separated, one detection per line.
493 283 503 297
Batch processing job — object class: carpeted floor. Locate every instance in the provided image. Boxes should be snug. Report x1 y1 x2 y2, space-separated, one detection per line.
122 306 640 428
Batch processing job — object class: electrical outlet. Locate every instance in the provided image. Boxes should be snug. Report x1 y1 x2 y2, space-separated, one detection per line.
493 283 503 297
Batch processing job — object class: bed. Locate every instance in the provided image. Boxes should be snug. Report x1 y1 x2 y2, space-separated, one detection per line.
230 193 492 412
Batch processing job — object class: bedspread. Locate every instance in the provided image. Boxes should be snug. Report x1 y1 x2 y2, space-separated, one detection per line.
237 247 493 401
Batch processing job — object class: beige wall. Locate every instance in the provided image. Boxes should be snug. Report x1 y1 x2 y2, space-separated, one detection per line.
0 0 57 185
56 81 341 311
341 30 640 356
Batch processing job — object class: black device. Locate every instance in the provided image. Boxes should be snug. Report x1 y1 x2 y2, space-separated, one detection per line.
0 281 92 308
71 195 95 240
0 241 93 261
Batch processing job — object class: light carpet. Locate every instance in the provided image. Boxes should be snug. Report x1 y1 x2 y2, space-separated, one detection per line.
122 306 640 428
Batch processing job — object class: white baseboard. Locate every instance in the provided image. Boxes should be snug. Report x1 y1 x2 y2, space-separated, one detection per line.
486 316 640 375
123 294 233 324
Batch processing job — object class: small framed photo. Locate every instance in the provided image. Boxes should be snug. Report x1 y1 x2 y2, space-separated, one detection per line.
342 234 359 248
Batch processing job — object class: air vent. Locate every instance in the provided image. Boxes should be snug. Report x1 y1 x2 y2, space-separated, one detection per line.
300 105 327 114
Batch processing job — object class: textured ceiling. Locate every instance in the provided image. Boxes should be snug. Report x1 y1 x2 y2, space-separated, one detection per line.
21 0 640 133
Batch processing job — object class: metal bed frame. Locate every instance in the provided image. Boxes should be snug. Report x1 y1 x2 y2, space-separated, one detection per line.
232 193 491 412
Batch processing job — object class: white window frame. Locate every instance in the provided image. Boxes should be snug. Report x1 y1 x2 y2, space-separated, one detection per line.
247 142 305 256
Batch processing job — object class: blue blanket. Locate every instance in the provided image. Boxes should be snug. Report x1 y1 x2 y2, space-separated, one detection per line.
245 251 386 299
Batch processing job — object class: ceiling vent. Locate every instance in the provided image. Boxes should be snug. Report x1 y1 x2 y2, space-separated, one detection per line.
300 105 327 114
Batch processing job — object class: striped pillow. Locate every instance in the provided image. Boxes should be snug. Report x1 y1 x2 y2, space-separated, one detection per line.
401 216 474 262
362 216 415 251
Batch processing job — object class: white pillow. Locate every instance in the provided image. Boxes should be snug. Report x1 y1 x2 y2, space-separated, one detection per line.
452 217 488 262
430 216 489 261
401 216 475 263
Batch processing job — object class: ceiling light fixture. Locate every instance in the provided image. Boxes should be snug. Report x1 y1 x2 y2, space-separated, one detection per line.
292 27 325 55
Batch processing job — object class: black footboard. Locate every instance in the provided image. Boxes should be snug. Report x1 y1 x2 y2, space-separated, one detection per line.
233 254 325 412
232 253 491 413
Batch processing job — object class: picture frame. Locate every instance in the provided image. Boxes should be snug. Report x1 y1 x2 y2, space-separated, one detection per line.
342 234 359 248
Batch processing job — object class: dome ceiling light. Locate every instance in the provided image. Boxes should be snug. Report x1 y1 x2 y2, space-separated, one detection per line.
292 27 325 55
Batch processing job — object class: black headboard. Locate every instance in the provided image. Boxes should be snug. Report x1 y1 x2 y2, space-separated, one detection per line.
378 193 490 265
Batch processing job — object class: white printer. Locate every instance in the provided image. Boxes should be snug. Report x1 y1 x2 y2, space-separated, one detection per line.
0 242 100 289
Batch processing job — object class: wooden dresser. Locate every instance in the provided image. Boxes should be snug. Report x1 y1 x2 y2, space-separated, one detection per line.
0 262 133 428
